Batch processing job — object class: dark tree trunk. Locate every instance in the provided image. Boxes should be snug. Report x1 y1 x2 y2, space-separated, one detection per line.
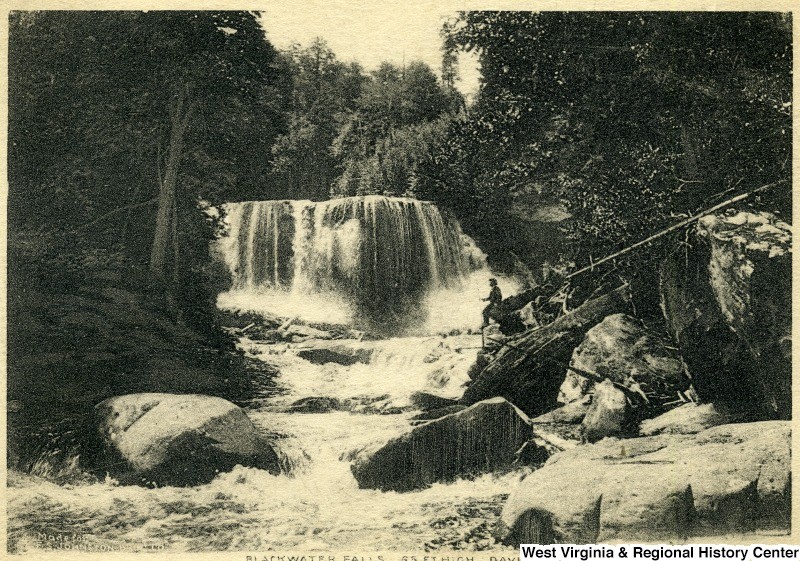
150 90 195 282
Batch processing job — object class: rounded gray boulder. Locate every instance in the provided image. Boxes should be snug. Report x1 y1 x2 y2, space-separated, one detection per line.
94 393 281 486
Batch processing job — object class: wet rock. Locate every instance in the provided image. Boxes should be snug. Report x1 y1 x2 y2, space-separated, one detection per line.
660 211 791 418
247 327 285 342
288 396 342 413
410 391 458 411
94 393 280 486
351 397 532 492
500 421 790 544
639 402 751 436
286 324 333 341
559 314 688 408
296 344 372 366
341 394 393 414
424 496 509 551
410 405 468 423
466 352 490 380
580 380 630 443
423 343 450 363
216 309 282 330
348 395 411 415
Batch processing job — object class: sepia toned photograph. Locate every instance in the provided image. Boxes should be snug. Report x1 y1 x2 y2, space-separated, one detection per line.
4 4 793 554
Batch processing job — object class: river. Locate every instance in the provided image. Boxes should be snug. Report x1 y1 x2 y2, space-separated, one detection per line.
8 195 526 552
8 333 528 553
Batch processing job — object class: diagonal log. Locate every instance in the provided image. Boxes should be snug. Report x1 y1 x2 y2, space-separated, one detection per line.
460 284 632 417
565 180 787 280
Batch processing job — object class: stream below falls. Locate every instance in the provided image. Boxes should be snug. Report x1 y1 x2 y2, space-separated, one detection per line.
8 334 529 553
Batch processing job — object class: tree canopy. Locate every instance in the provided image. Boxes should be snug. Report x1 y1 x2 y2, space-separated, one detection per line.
9 10 291 326
331 59 462 197
268 39 366 201
265 38 463 200
9 10 791 309
417 12 791 275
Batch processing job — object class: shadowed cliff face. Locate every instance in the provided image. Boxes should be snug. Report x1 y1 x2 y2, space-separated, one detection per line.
660 211 792 419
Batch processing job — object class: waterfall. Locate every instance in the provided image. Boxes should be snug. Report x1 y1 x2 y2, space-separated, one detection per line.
216 195 502 333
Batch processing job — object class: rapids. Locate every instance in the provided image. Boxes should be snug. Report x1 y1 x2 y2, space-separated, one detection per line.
8 196 524 552
8 334 527 553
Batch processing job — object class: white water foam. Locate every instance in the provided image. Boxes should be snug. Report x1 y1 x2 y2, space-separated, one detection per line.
215 196 517 334
8 335 524 553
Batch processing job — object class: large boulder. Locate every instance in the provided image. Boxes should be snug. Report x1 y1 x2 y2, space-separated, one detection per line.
351 397 532 492
94 393 280 486
500 421 790 544
461 285 632 417
580 380 630 443
660 211 791 418
639 402 750 436
559 313 688 408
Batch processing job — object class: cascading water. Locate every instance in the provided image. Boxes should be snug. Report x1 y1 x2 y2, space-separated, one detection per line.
9 335 525 552
8 196 523 553
215 196 496 333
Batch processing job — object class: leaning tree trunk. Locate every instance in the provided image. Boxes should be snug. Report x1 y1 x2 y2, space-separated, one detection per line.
149 91 195 281
460 284 632 417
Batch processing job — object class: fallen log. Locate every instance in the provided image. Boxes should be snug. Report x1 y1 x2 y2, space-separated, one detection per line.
565 180 788 280
460 284 632 417
279 315 298 331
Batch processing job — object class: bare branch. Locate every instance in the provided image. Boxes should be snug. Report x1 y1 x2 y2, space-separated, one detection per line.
73 197 158 233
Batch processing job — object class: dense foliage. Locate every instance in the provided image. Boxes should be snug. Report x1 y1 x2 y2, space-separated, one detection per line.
7 11 292 432
268 39 366 201
269 39 462 199
9 10 291 329
417 12 792 278
332 60 461 197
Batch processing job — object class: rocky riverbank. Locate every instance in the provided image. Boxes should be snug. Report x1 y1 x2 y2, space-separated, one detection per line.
6 268 258 481
7 209 792 550
346 210 792 543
